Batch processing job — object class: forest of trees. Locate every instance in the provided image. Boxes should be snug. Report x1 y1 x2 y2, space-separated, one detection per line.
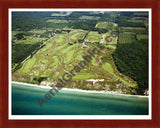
12 42 41 65
12 11 114 31
112 39 148 94
12 12 53 31
118 12 146 27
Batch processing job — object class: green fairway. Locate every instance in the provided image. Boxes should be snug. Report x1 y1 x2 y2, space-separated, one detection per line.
64 50 75 64
102 63 137 88
49 56 59 68
72 74 97 80
41 41 53 52
56 34 65 43
53 43 67 51
20 57 37 73
71 32 82 40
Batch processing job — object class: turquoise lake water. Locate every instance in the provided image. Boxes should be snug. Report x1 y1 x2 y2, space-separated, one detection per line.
12 83 149 115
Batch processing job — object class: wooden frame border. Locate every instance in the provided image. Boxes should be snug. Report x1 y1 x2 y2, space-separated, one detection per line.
0 0 160 127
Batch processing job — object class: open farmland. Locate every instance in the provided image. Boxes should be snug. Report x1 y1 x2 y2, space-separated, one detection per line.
118 32 137 44
46 20 68 23
120 27 147 34
95 22 118 30
136 34 148 40
79 16 100 20
15 36 47 44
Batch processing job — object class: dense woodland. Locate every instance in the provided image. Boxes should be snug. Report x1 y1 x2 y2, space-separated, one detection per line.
112 39 148 94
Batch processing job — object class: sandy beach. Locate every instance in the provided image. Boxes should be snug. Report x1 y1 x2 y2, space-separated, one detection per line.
11 81 149 98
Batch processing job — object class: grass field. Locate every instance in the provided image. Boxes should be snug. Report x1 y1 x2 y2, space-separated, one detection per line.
47 20 68 23
118 32 137 44
79 16 100 20
136 35 148 40
51 13 66 16
15 36 47 44
95 22 118 30
120 27 147 34
85 31 103 42
29 29 46 34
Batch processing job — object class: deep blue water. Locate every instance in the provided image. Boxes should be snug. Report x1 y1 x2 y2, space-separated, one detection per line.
12 83 149 115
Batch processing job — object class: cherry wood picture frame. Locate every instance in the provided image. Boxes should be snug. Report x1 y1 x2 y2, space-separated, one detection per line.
0 0 160 128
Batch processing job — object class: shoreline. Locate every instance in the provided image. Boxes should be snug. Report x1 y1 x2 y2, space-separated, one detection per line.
11 81 149 98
